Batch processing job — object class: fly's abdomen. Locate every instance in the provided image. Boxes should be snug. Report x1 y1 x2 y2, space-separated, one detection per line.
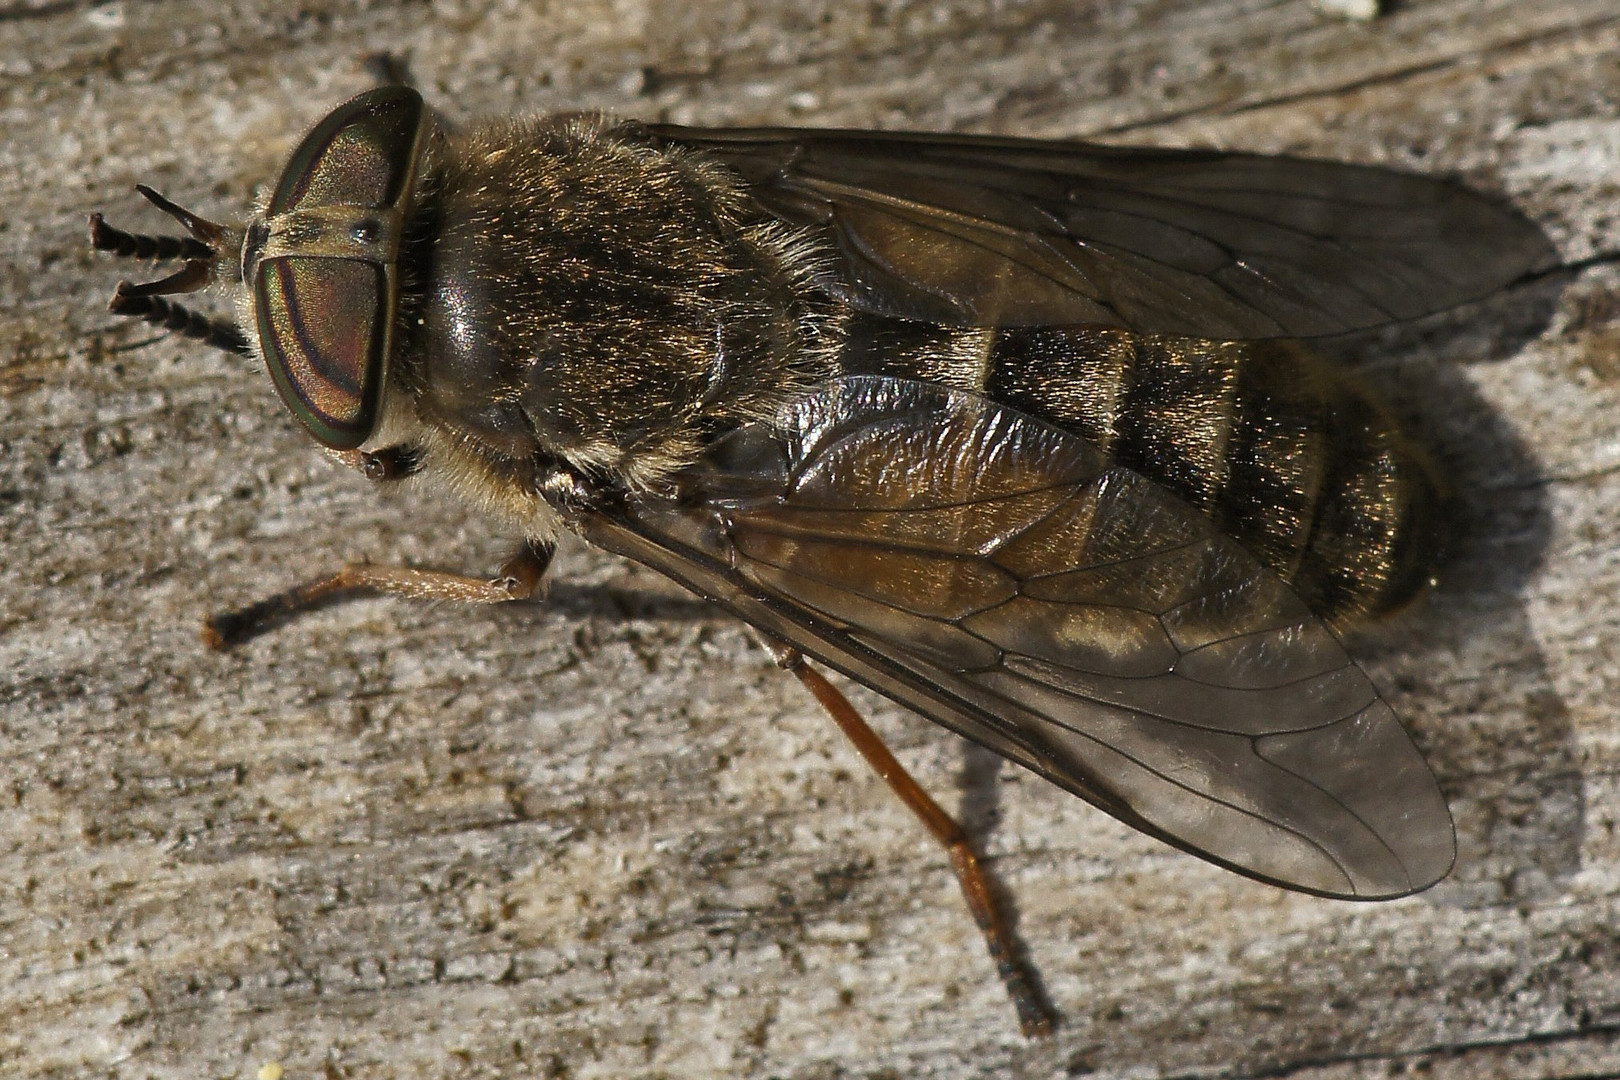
839 318 1444 624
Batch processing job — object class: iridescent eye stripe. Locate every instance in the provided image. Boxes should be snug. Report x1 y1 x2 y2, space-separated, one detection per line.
275 261 363 400
269 92 426 216
254 258 384 448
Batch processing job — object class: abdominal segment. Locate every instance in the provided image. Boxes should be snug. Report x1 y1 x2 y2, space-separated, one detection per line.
836 317 1444 625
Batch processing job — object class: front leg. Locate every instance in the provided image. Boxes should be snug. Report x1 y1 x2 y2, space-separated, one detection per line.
204 441 555 648
203 539 554 649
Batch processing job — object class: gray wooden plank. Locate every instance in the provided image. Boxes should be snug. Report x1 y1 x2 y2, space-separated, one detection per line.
3 2 1618 1077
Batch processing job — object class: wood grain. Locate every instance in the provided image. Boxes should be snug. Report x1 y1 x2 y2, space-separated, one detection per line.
3 2 1619 1077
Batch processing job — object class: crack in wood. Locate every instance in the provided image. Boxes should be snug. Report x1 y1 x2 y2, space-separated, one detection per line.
1164 1021 1620 1080
1091 10 1620 137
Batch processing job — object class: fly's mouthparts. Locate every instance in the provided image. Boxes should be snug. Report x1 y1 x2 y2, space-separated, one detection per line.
132 184 228 246
105 284 252 357
89 187 251 358
106 257 213 300
88 212 216 264
89 184 230 269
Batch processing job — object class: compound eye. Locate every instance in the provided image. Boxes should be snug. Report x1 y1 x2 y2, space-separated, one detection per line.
250 86 429 449
267 86 426 217
255 258 388 449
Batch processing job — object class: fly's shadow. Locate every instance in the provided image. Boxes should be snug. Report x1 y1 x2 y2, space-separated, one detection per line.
1318 268 1578 906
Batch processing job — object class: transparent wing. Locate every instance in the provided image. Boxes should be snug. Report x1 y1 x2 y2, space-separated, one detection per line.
578 376 1455 898
647 125 1554 337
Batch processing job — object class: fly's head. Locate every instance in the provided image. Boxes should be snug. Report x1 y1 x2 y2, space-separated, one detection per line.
236 86 435 452
92 86 435 456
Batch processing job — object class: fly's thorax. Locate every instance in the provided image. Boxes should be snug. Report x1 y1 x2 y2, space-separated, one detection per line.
838 317 1445 625
396 113 843 501
339 389 563 542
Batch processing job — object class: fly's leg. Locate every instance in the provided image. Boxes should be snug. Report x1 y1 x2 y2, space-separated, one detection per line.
766 642 1056 1038
202 443 555 648
204 539 553 649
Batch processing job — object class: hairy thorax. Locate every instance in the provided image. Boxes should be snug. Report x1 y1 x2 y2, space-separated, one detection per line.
389 114 842 530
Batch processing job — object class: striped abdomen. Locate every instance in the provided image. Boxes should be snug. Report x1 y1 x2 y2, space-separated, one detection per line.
838 317 1444 625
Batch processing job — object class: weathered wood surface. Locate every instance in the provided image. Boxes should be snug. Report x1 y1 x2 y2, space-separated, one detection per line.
4 1 1620 1077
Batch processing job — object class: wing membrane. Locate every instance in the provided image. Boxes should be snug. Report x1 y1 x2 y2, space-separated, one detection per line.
647 125 1555 337
580 376 1455 898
